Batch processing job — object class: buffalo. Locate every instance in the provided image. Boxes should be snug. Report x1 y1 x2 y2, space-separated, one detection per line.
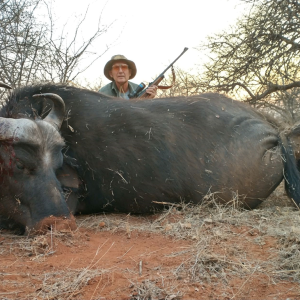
1 83 300 233
0 84 76 234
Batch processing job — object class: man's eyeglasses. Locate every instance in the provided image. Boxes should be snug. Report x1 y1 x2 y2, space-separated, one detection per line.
112 64 129 72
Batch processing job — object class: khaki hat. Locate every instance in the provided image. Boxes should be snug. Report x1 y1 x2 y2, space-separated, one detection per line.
104 54 137 80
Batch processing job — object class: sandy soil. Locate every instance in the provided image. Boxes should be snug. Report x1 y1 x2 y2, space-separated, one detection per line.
0 192 300 300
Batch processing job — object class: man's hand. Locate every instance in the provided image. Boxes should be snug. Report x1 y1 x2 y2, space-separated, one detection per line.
145 85 158 99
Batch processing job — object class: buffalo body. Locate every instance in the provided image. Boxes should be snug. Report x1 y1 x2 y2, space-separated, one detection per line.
4 85 300 224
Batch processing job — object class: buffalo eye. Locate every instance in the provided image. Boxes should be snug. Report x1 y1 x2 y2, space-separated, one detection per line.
16 160 25 170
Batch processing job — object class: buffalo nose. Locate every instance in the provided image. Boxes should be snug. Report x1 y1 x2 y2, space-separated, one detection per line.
28 215 77 235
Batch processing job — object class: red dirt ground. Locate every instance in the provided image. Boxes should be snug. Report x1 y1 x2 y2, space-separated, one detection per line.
0 213 299 300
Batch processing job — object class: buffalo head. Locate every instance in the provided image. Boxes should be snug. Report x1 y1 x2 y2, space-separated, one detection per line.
0 87 76 234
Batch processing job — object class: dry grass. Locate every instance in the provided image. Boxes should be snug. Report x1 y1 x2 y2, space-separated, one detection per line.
36 269 105 299
1 184 300 299
129 279 183 300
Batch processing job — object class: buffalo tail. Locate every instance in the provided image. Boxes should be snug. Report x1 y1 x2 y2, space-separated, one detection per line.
280 133 300 207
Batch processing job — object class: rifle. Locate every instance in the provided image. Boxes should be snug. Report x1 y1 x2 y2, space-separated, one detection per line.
128 47 188 99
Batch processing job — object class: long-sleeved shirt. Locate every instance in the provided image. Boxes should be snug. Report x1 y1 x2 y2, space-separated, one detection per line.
98 81 139 99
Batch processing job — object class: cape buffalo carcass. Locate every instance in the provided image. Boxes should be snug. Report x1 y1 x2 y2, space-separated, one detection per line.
2 84 300 233
0 83 76 234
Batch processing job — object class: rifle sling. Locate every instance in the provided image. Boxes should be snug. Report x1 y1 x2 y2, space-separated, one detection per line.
157 66 175 90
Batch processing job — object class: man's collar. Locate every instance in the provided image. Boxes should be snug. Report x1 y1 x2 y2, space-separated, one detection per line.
112 81 135 93
111 81 118 93
128 82 136 92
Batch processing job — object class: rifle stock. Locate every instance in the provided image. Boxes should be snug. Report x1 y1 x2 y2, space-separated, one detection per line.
137 76 164 99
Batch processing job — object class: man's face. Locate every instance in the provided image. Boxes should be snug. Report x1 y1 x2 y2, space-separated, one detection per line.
109 61 132 85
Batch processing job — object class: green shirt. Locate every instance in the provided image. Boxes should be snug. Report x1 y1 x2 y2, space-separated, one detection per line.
98 81 139 99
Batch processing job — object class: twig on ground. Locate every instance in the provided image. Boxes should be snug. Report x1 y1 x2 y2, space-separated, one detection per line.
117 245 133 259
230 266 258 299
152 201 183 208
139 260 143 276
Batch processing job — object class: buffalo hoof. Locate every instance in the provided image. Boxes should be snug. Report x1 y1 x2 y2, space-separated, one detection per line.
27 215 77 235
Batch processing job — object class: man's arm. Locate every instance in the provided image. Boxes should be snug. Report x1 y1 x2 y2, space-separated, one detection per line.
145 85 158 99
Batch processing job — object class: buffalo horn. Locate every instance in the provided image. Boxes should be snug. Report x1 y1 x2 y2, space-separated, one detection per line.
33 93 65 130
0 82 12 89
0 118 35 141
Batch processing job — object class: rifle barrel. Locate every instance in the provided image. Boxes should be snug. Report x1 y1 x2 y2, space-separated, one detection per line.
159 47 189 76
133 47 189 99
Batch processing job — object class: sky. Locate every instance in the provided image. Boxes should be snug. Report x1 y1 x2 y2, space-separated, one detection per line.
49 0 249 87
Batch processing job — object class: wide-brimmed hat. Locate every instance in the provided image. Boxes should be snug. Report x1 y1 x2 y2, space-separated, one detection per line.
104 54 137 80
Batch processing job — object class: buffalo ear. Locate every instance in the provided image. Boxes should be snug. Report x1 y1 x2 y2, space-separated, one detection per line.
56 162 80 189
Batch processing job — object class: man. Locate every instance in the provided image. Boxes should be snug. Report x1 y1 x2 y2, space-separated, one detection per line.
99 55 157 99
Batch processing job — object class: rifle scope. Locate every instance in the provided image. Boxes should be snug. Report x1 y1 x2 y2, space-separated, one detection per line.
128 82 146 99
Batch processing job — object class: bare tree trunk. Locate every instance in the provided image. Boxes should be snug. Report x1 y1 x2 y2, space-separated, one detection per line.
0 0 113 87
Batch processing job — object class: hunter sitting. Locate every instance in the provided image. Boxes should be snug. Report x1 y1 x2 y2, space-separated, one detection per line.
99 54 157 99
